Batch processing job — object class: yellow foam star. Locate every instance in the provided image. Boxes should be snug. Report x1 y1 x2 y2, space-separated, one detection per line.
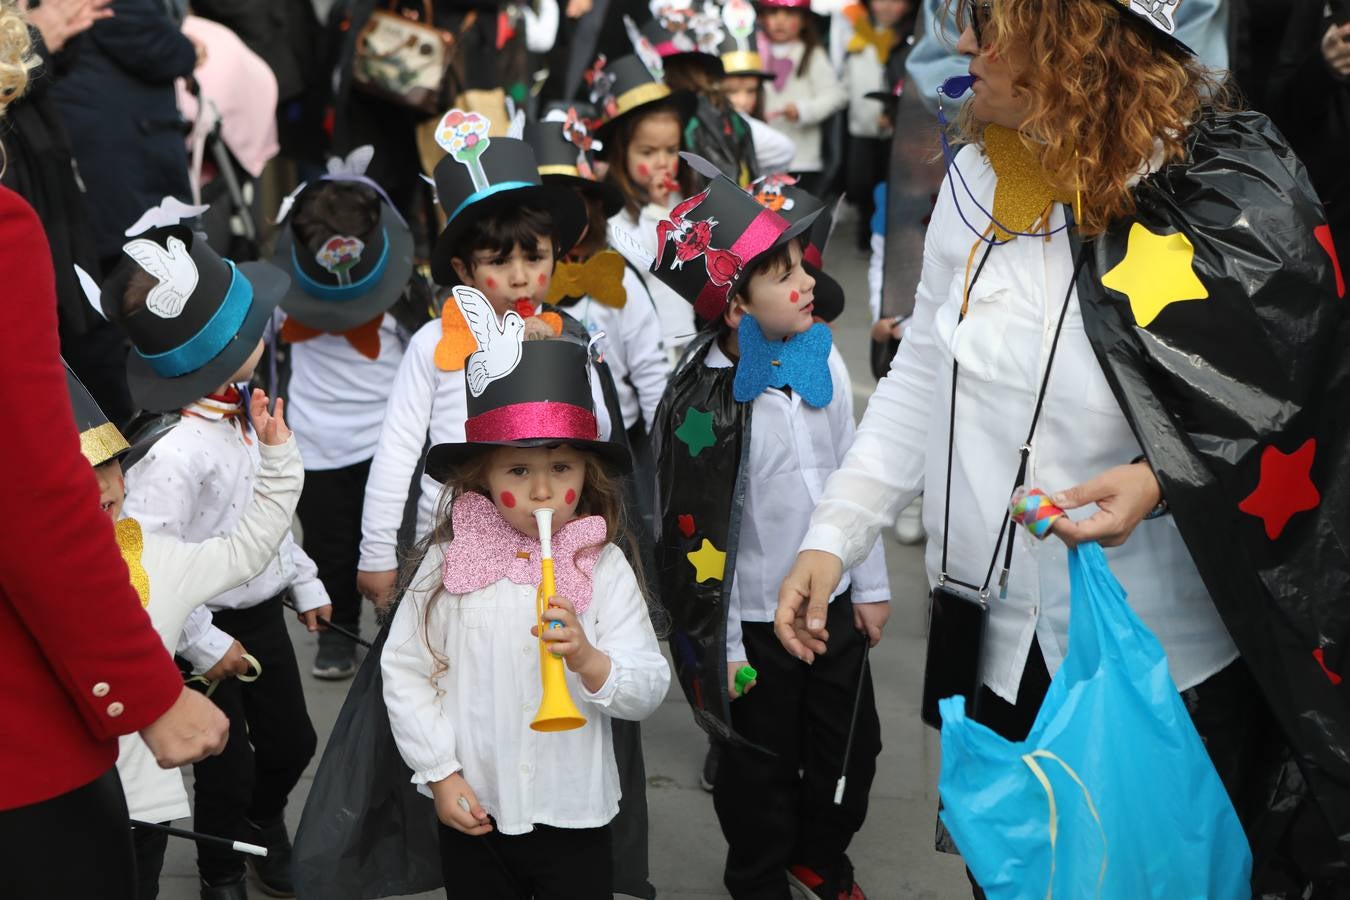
1100 222 1209 328
687 538 727 584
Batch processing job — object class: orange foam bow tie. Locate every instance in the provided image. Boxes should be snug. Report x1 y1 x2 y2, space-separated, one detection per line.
281 314 383 360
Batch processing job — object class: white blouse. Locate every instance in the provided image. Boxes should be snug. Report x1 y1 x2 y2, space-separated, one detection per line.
382 542 670 834
609 207 696 366
800 143 1238 703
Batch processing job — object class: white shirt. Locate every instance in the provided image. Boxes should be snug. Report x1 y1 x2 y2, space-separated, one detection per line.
746 114 796 175
704 341 889 662
118 438 304 821
359 320 617 572
382 542 670 834
843 43 891 139
609 207 696 365
285 314 408 470
800 144 1238 703
124 398 331 616
761 41 848 172
562 266 668 432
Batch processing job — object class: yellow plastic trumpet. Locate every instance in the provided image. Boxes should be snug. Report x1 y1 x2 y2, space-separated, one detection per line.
530 507 586 732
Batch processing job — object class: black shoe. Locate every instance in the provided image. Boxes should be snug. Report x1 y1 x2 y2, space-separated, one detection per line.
246 817 296 897
700 741 720 793
200 878 248 900
311 637 357 680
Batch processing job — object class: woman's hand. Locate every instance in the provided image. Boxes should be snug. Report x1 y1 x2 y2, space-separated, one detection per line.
535 594 611 691
248 389 291 446
775 550 844 663
430 772 492 835
23 0 113 53
1049 462 1161 548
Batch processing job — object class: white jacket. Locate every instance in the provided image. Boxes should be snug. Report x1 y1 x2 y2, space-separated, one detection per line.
761 41 848 172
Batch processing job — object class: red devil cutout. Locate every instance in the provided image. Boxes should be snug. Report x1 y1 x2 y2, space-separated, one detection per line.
655 189 743 294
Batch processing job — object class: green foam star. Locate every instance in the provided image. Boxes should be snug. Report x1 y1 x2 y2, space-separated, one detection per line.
674 407 716 457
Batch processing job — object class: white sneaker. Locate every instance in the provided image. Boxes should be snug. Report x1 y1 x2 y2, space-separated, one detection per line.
893 496 926 545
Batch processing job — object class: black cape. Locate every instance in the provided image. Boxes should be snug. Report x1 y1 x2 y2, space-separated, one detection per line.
684 98 760 192
1076 109 1350 887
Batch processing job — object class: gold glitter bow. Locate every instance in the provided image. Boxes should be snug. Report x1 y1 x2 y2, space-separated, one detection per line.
548 250 628 308
984 125 1076 241
116 518 150 609
845 4 899 64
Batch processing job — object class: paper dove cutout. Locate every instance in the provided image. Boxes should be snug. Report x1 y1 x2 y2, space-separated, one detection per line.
124 197 211 238
452 285 525 397
606 221 655 270
74 264 106 320
122 236 200 319
506 106 526 140
326 145 375 179
419 173 439 206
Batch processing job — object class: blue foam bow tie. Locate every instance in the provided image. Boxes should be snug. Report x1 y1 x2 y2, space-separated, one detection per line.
732 316 834 408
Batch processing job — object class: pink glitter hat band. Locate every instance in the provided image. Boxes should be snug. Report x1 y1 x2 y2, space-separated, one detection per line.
465 401 599 445
756 0 812 8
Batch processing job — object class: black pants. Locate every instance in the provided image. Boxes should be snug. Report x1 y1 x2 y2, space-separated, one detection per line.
844 135 890 245
132 822 168 900
437 821 612 899
0 767 135 899
295 458 371 640
714 592 882 900
191 595 317 884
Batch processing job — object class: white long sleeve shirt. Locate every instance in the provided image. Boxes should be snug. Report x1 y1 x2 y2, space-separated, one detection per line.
610 207 696 365
761 41 848 172
118 437 304 822
359 320 616 572
562 266 668 432
124 399 331 616
746 114 796 175
382 542 670 834
285 314 408 470
704 341 890 662
800 143 1238 703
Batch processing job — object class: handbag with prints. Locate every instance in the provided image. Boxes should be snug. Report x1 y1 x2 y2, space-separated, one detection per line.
352 2 454 115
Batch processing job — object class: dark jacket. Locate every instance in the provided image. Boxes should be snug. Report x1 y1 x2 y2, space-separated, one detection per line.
49 0 196 264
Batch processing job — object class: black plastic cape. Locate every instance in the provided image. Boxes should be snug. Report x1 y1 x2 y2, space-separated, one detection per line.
1075 110 1350 889
650 330 762 748
684 97 759 192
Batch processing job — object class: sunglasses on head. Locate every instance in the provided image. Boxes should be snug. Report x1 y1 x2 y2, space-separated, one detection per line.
957 0 994 46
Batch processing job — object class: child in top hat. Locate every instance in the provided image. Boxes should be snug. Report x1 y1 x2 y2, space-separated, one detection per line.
63 360 300 899
648 160 889 900
382 290 670 898
758 0 848 195
272 146 417 679
717 11 797 176
102 203 333 898
524 108 668 437
592 52 701 366
357 117 611 610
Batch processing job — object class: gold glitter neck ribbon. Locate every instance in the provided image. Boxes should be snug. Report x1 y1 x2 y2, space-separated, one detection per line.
115 518 150 608
983 125 1076 241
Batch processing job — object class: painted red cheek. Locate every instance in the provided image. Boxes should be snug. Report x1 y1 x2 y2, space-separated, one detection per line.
538 273 547 286
565 489 576 504
500 491 517 508
485 277 497 289
789 290 799 303
637 163 650 178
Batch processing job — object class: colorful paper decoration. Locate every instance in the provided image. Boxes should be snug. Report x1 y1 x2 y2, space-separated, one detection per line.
1238 438 1320 540
687 538 727 583
674 407 717 457
1100 222 1209 327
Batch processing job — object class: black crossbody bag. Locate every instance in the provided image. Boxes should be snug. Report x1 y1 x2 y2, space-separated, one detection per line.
920 238 1090 729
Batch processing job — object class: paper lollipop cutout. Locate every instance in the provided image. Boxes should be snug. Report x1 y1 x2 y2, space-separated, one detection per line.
124 197 211 238
452 285 525 397
435 109 493 192
122 236 200 319
315 235 365 285
1009 487 1066 540
723 0 756 48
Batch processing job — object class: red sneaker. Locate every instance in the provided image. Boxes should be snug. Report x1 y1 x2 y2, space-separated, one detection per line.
786 863 867 900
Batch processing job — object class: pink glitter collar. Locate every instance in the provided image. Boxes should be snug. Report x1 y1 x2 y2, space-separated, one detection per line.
441 491 607 613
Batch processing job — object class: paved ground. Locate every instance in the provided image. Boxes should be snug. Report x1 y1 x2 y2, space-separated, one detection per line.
157 216 970 899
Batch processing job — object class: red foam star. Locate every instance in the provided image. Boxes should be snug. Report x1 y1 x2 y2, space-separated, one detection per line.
1313 648 1343 686
1314 224 1345 298
1238 438 1320 540
677 514 695 538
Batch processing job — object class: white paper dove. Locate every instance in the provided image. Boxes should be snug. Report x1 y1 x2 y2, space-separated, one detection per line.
326 145 375 179
274 181 309 224
122 236 199 319
74 264 106 320
453 285 525 397
124 197 211 238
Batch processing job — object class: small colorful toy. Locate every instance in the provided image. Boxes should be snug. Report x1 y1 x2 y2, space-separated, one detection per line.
1009 487 1066 539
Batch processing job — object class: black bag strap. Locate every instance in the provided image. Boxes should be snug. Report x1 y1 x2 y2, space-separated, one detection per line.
939 223 1090 597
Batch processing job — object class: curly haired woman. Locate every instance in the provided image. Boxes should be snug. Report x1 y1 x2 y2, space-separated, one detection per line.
777 0 1350 895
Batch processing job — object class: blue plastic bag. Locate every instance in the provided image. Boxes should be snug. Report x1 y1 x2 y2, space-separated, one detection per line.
937 542 1252 899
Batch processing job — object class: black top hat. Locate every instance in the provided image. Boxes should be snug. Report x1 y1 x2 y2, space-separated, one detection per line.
635 14 725 79
271 181 414 333
1101 0 1195 55
713 0 770 78
748 174 845 322
101 225 289 413
64 360 130 467
588 55 696 146
523 117 625 219
648 153 821 322
430 128 587 286
424 332 632 480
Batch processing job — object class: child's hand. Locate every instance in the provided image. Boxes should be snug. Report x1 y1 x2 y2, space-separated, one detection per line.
534 594 594 667
870 317 902 343
202 640 251 682
297 603 331 633
430 772 492 835
780 103 800 123
853 600 890 648
727 660 757 699
248 388 291 446
357 569 398 609
523 316 556 341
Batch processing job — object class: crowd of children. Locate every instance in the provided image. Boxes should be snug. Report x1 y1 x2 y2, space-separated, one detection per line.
18 2 920 899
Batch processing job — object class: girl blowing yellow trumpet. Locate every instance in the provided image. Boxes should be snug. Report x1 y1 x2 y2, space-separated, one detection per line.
382 298 670 899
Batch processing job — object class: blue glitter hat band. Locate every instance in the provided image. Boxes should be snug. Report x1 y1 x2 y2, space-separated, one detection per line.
136 262 253 378
291 228 391 301
446 181 537 225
